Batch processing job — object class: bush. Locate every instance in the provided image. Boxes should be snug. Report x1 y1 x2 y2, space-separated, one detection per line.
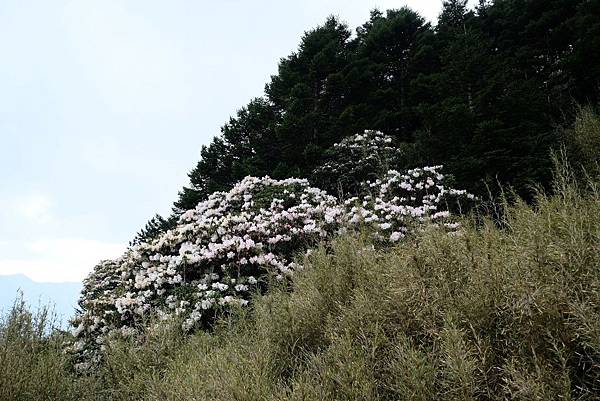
68 176 344 369
0 297 96 401
311 130 403 197
69 165 472 368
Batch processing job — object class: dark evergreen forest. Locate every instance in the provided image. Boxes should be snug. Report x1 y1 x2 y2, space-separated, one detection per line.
132 0 600 245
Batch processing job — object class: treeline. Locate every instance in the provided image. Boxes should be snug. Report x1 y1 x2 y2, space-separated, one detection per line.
133 0 600 244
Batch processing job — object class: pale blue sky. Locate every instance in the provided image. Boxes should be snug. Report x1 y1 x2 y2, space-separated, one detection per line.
0 0 452 283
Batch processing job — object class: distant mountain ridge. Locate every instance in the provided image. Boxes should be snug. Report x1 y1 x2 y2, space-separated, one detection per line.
0 274 81 324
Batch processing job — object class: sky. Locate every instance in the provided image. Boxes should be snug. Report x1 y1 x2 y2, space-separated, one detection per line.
0 0 462 284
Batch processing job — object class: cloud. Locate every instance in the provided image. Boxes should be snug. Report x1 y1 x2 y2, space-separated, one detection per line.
0 239 125 282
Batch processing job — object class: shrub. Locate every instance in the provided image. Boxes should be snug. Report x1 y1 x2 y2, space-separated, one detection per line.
0 297 94 401
69 166 472 368
68 176 344 369
344 166 476 244
311 130 403 197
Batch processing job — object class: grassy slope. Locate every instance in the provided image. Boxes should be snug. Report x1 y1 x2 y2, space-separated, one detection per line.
1 177 599 401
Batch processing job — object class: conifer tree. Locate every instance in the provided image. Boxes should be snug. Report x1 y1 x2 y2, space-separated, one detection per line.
133 0 600 243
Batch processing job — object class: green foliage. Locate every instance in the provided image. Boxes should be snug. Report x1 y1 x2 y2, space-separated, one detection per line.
250 182 305 211
311 130 403 196
0 297 96 401
130 214 177 246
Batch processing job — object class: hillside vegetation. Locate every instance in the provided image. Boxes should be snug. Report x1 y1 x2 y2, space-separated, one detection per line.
2 1 600 399
67 130 480 370
1 169 599 400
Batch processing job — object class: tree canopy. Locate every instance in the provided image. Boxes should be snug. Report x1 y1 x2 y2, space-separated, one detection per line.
132 0 600 244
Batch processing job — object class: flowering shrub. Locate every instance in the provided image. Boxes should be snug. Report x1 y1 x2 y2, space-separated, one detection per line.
67 176 344 369
312 130 403 196
68 137 475 370
344 166 476 243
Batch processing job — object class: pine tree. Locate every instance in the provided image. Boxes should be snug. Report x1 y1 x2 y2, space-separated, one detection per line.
343 8 431 140
266 16 353 176
130 214 176 246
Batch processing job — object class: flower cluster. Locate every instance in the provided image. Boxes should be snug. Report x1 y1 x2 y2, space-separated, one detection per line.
312 130 403 196
344 166 476 243
68 137 475 370
67 176 344 369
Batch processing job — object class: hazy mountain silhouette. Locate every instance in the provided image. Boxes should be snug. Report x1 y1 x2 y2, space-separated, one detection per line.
0 274 81 324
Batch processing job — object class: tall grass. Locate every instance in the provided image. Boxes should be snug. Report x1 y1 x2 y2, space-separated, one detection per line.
562 104 600 178
0 297 95 401
1 175 599 400
141 176 600 401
